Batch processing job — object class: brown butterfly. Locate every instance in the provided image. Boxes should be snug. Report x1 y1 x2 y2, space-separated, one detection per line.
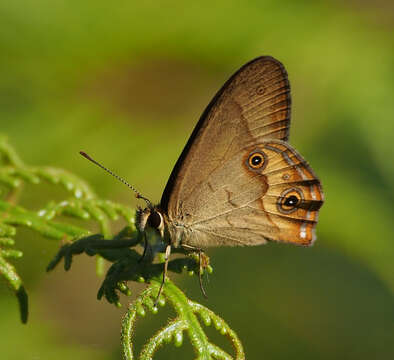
82 56 324 300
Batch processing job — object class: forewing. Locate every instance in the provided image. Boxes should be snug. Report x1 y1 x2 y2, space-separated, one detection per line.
161 56 291 223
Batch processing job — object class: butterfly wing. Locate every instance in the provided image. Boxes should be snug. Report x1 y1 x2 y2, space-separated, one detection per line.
160 56 323 247
161 56 290 212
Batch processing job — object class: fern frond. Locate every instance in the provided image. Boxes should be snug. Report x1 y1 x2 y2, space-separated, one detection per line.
0 136 134 322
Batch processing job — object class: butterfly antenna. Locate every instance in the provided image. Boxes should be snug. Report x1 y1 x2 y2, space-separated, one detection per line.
79 151 152 208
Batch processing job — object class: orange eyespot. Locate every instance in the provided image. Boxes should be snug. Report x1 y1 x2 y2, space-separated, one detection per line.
277 188 303 214
248 152 266 169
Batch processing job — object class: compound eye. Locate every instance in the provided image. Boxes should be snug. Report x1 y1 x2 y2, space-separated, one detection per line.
247 151 267 170
147 211 162 229
277 188 303 214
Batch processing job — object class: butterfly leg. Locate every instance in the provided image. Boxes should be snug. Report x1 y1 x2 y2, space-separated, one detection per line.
197 250 208 298
155 243 171 307
181 244 208 298
138 232 148 263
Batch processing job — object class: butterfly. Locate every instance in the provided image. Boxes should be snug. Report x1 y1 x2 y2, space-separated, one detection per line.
81 56 324 300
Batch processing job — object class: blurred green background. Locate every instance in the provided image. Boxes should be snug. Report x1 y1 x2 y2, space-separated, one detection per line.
1 1 393 359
